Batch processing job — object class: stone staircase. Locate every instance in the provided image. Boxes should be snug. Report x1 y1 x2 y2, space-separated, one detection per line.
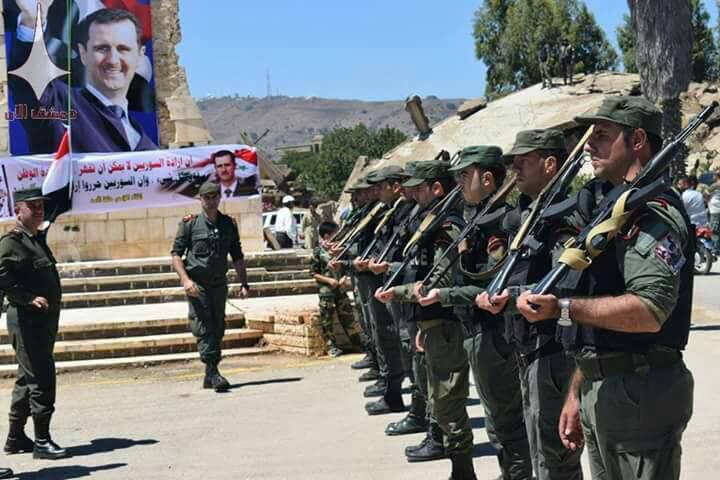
0 250 319 375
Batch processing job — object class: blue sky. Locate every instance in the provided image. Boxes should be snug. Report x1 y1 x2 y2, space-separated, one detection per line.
177 0 718 101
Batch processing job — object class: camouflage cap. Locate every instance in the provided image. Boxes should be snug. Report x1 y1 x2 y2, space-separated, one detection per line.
402 160 451 187
368 165 409 184
503 129 567 161
448 145 504 172
198 181 220 196
574 95 662 137
13 188 48 204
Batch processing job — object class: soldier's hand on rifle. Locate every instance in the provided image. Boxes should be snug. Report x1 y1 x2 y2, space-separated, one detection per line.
30 296 49 311
559 393 584 451
475 290 509 314
328 259 341 272
368 259 389 274
517 292 559 322
352 257 369 272
339 276 351 289
417 288 440 307
183 279 200 298
375 287 395 304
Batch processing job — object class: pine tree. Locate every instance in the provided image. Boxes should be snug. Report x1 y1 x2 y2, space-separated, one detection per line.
616 14 637 73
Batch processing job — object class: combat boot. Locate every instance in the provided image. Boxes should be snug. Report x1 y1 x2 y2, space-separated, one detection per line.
32 415 67 460
203 362 230 392
0 467 12 479
357 369 379 382
385 413 426 436
405 422 446 462
363 378 387 398
351 354 373 370
448 453 477 480
4 418 34 454
365 380 405 415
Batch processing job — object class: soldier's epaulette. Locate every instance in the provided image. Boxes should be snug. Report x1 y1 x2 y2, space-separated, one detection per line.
182 214 197 223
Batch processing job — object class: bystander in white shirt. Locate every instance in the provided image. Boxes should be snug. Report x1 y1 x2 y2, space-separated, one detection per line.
682 188 708 225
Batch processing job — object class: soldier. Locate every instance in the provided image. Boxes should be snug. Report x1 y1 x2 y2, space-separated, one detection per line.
559 39 575 86
376 161 475 480
300 200 322 249
171 181 249 392
476 130 584 479
310 220 363 357
538 41 553 89
520 96 695 479
418 147 533 480
0 188 66 460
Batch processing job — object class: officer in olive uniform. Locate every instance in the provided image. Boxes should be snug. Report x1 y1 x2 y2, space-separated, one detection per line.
419 146 533 480
376 161 476 480
171 181 249 392
0 188 66 460
476 130 584 479
519 97 695 479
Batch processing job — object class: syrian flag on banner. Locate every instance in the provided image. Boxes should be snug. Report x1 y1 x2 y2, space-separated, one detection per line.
42 130 73 223
235 147 258 165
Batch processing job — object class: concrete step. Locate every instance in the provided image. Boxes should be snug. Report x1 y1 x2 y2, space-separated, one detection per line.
0 312 246 343
0 346 280 377
60 280 318 309
57 251 311 278
0 328 264 364
60 268 311 293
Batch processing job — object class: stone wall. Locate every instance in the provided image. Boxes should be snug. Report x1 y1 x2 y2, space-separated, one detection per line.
0 0 264 259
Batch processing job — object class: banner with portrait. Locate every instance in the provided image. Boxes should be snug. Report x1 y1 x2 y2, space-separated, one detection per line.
3 0 159 155
0 144 260 219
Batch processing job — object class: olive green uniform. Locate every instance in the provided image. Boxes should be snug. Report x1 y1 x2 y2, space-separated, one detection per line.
0 224 61 426
171 211 244 366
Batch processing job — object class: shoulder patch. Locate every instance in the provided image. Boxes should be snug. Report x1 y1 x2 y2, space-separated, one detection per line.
655 234 685 274
182 214 197 223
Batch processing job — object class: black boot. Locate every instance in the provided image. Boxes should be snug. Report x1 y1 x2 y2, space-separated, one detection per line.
365 379 405 415
363 378 387 398
405 422 446 462
448 453 477 480
32 415 67 460
357 369 380 382
4 418 34 454
0 467 12 479
385 412 427 436
351 354 373 370
203 362 230 392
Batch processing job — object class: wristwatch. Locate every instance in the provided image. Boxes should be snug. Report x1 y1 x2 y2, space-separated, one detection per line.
558 298 572 327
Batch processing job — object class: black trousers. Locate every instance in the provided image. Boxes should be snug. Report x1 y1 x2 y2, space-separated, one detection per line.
276 232 293 248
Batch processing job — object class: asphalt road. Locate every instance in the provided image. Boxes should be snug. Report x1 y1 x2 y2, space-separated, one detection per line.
0 274 718 479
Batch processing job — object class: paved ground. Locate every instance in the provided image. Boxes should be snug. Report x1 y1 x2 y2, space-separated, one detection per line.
0 275 718 479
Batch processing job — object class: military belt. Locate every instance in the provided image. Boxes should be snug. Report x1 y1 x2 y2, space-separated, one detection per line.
417 319 444 332
515 341 563 369
577 350 682 382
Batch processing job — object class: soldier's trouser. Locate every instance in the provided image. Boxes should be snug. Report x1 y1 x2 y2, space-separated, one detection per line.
318 293 361 348
519 350 583 480
365 275 403 385
388 301 413 378
7 306 59 421
188 284 228 365
421 319 472 456
464 325 532 479
405 319 428 420
579 360 693 480
540 62 551 85
354 274 378 363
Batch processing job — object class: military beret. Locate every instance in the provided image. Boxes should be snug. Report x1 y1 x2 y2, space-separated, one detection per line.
448 145 504 172
503 129 567 161
198 181 220 196
574 95 662 137
402 160 452 187
13 188 47 204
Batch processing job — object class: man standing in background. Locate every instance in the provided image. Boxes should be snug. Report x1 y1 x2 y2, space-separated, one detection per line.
275 195 298 249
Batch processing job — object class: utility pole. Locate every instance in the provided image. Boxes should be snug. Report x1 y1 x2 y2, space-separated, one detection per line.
266 70 272 98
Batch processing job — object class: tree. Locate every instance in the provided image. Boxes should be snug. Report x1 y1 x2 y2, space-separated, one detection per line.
689 0 718 82
627 0 692 176
616 14 637 73
473 0 618 97
279 124 407 200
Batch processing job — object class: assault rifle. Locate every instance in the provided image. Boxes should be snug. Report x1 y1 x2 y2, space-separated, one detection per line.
421 176 517 291
358 197 413 262
485 126 594 297
333 202 387 259
531 101 719 297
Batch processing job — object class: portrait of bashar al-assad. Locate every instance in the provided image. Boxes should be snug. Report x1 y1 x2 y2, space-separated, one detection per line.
212 150 261 199
4 1 159 155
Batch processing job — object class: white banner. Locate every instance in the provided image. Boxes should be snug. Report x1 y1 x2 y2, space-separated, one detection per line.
0 144 261 219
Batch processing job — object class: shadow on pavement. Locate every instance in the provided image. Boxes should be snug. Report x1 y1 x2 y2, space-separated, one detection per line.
228 377 303 390
470 417 486 429
690 324 720 331
472 441 497 458
466 398 481 407
17 462 127 479
67 438 158 458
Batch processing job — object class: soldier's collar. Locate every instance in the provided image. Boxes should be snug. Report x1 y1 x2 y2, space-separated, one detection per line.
13 221 38 238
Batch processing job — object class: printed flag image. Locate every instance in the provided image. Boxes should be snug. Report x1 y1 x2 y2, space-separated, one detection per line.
3 0 159 155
